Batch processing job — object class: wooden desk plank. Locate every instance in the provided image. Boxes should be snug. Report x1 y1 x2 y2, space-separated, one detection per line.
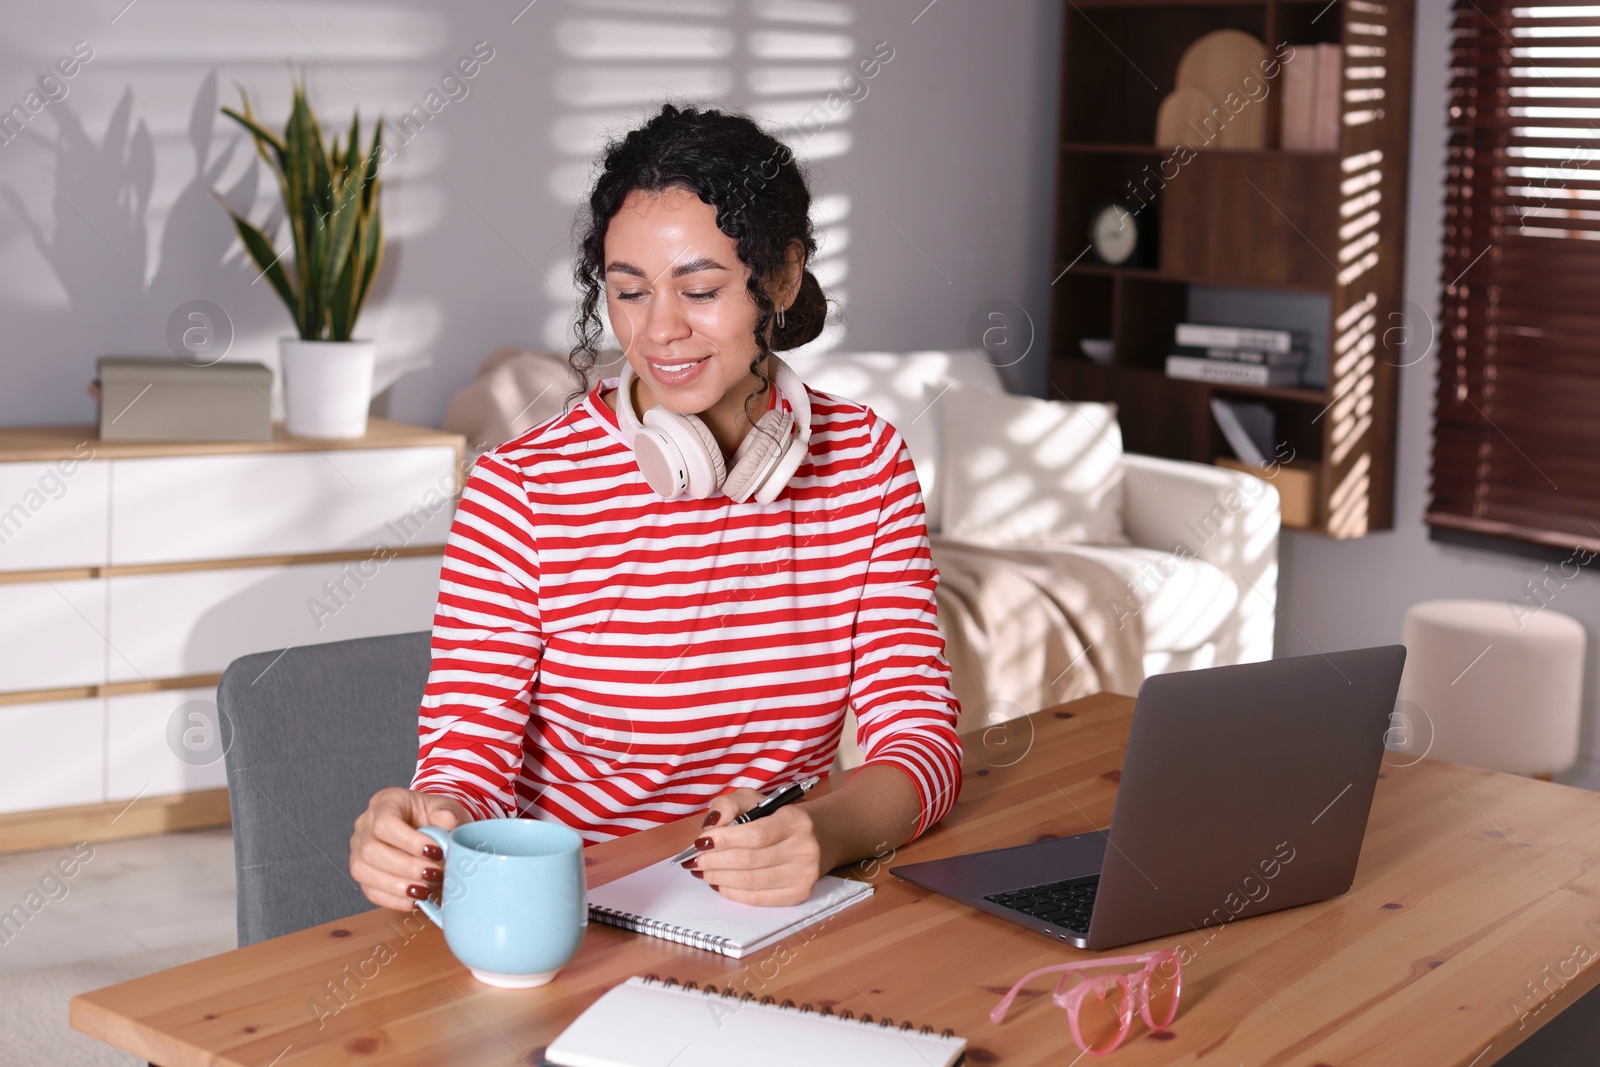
71 692 1600 1065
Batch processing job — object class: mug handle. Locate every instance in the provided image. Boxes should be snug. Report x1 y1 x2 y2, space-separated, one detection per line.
415 825 451 929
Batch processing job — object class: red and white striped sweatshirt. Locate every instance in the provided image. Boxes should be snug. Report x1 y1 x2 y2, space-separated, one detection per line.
410 374 963 844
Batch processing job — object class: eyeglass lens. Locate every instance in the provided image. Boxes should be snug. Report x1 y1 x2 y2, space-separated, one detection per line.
1142 953 1181 1030
1075 975 1131 1052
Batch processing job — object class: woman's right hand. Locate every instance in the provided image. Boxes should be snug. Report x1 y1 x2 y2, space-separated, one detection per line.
349 787 474 911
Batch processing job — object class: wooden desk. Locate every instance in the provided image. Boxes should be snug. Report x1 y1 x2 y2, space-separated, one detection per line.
72 693 1600 1065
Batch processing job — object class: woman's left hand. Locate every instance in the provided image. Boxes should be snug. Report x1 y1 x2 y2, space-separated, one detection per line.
687 788 827 906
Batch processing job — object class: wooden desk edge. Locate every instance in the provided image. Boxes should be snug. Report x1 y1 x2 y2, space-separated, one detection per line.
70 998 206 1067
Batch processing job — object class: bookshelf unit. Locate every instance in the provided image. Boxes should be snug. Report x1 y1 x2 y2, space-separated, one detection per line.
1049 0 1413 536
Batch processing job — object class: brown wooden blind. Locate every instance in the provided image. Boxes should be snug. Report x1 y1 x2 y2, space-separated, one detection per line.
1430 0 1600 552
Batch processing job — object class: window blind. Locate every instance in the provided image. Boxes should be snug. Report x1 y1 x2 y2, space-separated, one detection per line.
1430 0 1600 552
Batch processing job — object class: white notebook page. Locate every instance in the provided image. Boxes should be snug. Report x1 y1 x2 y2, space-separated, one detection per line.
586 862 873 958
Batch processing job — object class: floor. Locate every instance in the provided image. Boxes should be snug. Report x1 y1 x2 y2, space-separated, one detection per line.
0 828 237 1066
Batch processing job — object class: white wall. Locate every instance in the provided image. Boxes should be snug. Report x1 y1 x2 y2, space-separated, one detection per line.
7 0 1592 784
1277 0 1600 789
0 0 1060 427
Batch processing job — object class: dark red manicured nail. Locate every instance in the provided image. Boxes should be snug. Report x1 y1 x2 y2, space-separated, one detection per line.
422 845 443 861
695 837 715 851
406 884 429 900
700 810 722 828
680 859 698 871
422 867 442 882
691 870 705 879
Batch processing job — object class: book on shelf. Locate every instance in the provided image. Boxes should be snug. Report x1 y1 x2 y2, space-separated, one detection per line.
1171 344 1307 367
1174 323 1310 355
1310 43 1343 152
1280 43 1318 151
1280 43 1342 152
1166 355 1303 388
1210 397 1277 468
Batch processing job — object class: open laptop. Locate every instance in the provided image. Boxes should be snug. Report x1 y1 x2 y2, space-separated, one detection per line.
891 645 1407 950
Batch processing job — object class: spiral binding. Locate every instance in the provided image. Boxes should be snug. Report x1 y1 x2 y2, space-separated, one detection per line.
641 974 958 1039
588 907 735 954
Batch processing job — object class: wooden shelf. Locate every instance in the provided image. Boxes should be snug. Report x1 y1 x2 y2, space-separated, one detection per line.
1059 262 1336 296
1206 381 1330 404
0 417 464 463
1069 0 1274 7
1061 360 1328 404
1067 0 1350 8
1049 0 1414 537
1061 142 1167 155
1061 141 1340 160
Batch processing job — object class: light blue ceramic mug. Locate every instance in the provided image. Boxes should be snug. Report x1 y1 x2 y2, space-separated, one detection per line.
417 819 587 989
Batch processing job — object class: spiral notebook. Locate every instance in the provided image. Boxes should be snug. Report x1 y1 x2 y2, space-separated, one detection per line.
586 862 873 959
545 975 966 1067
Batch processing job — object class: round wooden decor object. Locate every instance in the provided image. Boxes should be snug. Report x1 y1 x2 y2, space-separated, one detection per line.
1173 29 1269 149
1155 87 1220 149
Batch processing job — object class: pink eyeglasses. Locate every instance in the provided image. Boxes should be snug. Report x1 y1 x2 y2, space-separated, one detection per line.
988 949 1182 1055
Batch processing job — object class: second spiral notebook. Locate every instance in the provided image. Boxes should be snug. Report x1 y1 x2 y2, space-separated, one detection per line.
586 862 873 958
545 975 966 1067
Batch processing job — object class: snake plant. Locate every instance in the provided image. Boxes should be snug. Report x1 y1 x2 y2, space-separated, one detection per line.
216 77 383 342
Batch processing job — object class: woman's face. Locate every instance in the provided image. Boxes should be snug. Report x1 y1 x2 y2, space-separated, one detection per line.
604 185 766 421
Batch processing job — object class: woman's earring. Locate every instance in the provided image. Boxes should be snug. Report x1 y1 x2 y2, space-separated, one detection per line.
775 304 786 330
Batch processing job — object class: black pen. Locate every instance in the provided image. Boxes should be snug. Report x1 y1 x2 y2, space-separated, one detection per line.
666 776 821 865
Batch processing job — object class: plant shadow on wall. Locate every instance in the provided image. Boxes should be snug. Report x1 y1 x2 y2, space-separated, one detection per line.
0 70 402 421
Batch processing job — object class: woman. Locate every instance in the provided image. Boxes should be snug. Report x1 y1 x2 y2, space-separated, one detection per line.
350 103 961 910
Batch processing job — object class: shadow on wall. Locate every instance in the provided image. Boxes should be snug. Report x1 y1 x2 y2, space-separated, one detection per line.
0 70 401 422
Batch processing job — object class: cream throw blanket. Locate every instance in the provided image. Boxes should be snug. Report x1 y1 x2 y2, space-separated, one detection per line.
835 535 1146 770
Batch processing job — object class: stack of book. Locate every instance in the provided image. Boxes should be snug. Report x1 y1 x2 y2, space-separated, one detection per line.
1165 323 1309 388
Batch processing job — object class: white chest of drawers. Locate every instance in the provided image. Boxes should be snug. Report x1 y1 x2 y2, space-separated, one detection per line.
0 420 462 853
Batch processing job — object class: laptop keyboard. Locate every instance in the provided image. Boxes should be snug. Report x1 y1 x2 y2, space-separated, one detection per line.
985 877 1099 933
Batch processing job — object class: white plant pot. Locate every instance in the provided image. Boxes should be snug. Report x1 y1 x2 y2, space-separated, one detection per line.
279 338 376 439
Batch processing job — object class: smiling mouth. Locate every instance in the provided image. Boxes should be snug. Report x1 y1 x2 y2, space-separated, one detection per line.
649 356 709 373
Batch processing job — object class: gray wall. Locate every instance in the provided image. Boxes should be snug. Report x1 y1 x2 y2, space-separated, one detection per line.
0 0 1060 424
6 0 1596 785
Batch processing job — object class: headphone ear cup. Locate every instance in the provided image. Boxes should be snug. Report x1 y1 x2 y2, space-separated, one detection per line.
642 406 726 498
752 359 811 505
724 409 793 504
754 442 806 505
632 428 689 498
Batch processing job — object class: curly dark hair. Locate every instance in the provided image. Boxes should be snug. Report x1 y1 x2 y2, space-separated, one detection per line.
565 102 829 415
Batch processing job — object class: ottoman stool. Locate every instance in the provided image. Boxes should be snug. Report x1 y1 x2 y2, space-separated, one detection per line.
1399 599 1586 777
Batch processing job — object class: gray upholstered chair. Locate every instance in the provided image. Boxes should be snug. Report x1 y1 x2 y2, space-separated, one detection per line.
218 631 430 946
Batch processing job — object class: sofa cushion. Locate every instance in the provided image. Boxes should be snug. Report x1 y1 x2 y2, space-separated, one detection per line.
444 348 625 455
791 349 1007 532
937 384 1130 546
1009 542 1238 655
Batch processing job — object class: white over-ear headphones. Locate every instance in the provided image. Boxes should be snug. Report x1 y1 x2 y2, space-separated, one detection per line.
615 355 811 504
